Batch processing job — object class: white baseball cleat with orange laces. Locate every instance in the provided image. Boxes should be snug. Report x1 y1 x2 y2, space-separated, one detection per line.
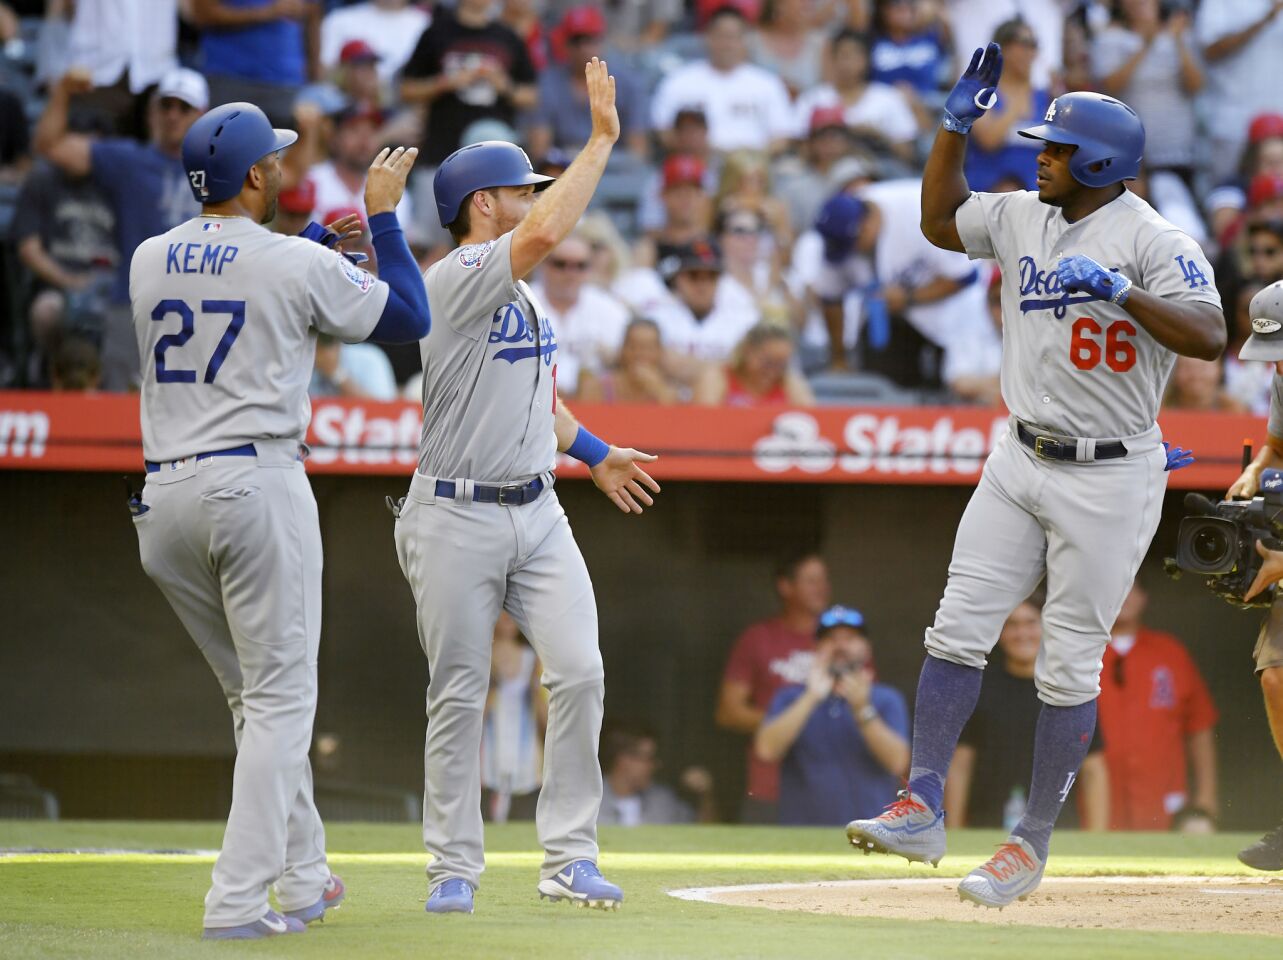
957 836 1046 908
845 789 946 867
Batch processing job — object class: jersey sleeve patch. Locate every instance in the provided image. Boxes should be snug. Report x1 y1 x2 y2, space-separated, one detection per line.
340 255 376 293
457 240 495 269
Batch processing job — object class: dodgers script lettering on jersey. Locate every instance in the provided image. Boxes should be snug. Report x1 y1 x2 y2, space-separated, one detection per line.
955 188 1220 439
130 215 391 462
416 231 559 481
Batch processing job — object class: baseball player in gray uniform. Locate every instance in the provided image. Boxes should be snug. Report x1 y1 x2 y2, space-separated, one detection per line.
846 45 1224 908
129 102 429 939
393 58 660 915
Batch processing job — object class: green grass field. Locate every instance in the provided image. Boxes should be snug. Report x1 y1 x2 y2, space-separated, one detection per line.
1 820 1277 959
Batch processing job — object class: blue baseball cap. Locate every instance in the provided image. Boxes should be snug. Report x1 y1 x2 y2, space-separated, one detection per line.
814 192 867 264
816 605 865 637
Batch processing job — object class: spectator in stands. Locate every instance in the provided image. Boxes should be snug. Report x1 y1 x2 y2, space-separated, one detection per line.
1207 114 1283 246
964 18 1049 192
320 0 430 90
869 0 951 99
0 81 28 184
945 0 1063 90
45 0 178 139
791 29 917 166
1092 0 1203 190
716 551 831 823
481 612 546 822
499 0 549 72
48 334 102 392
531 232 630 396
307 103 414 262
803 190 878 371
527 6 649 162
1247 220 1283 286
272 179 317 237
755 605 909 826
748 0 826 98
650 6 793 154
649 239 760 383
717 206 796 327
634 154 715 271
944 267 1003 406
598 724 717 826
714 150 794 268
400 0 537 170
945 596 1110 831
1163 355 1246 413
577 318 683 405
191 0 317 127
636 110 720 237
13 111 118 387
694 323 814 406
1196 1 1283 182
325 41 421 150
774 109 862 235
310 332 399 400
1225 278 1274 416
587 0 684 52
34 66 206 391
1100 579 1219 832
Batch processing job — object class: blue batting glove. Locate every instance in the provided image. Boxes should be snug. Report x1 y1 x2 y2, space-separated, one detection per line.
943 43 1002 134
1163 441 1195 472
1056 254 1133 305
299 220 369 266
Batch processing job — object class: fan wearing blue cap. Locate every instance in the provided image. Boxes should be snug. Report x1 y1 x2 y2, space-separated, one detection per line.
754 605 910 826
813 192 880 370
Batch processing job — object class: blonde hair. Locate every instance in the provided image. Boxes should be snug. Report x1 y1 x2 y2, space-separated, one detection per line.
715 150 773 210
574 212 631 284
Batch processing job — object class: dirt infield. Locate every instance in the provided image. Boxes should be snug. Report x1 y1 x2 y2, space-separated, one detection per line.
670 876 1283 936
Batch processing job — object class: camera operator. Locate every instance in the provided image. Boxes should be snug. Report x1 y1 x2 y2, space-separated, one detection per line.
1223 278 1283 870
754 606 909 826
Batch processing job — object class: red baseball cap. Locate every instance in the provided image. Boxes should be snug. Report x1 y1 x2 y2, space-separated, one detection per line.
1249 173 1283 208
809 106 847 134
697 0 761 27
560 5 606 38
339 39 381 65
662 154 706 189
277 179 317 216
1249 113 1283 144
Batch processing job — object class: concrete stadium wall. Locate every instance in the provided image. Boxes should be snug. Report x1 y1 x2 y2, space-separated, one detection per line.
1 469 1278 828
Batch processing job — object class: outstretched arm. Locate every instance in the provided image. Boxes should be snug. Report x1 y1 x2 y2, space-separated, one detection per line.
555 399 660 514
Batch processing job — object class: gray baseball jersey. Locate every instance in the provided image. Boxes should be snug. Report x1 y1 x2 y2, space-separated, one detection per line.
1267 373 1283 437
416 231 557 482
131 215 389 462
956 188 1221 439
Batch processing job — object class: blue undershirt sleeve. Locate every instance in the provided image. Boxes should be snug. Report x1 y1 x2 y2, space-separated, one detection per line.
366 211 431 343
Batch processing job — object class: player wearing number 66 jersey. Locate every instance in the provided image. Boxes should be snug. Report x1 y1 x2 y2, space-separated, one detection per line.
128 102 429 939
845 45 1224 909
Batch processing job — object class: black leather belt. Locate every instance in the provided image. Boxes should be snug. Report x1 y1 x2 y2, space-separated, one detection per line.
1016 422 1127 462
434 476 548 506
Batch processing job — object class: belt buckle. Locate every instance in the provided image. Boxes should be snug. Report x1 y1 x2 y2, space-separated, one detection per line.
497 482 524 506
1033 435 1058 460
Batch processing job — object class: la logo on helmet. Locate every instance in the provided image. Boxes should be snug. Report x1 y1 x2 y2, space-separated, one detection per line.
1044 100 1057 122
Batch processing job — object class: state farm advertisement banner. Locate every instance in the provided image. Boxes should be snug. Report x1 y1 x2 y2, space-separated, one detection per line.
0 391 1262 491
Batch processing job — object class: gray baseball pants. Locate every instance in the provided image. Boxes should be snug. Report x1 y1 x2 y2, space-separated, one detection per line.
132 440 331 927
394 471 604 891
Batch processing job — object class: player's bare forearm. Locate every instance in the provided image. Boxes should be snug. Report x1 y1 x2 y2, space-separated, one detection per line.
920 128 969 252
754 693 820 763
1079 752 1110 831
1186 727 1218 815
553 398 581 452
1121 291 1225 361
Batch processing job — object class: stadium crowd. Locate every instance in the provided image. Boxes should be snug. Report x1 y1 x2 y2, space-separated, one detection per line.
0 0 1281 409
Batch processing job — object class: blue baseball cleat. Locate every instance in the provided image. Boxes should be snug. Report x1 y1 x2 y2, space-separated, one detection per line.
845 789 947 867
202 909 306 940
537 860 623 910
284 873 345 924
426 878 474 914
957 836 1046 908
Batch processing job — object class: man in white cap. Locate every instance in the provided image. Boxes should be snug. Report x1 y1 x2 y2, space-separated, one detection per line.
34 66 210 390
1225 279 1283 873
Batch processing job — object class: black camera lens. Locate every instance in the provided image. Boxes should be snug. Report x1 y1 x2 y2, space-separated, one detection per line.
1193 528 1230 565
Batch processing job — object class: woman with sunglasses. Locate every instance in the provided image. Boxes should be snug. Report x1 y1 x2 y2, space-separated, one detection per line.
963 19 1050 192
693 322 814 407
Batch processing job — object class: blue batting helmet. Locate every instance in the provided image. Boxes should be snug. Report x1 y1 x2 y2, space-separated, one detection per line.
181 102 297 204
815 192 867 264
433 140 555 228
1017 92 1145 189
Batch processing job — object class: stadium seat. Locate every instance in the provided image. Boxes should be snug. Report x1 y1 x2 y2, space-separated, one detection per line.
808 370 921 407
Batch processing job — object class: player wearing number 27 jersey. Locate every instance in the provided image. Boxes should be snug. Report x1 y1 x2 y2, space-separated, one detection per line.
846 46 1224 912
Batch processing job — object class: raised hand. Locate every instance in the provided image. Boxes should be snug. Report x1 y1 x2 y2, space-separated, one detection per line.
585 56 619 146
324 213 363 247
943 42 1002 133
364 145 418 216
589 446 659 514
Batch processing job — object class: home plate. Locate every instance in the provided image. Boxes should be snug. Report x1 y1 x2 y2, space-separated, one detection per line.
668 876 1283 936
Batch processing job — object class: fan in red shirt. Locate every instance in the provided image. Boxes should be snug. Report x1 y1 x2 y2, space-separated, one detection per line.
716 552 832 822
1099 580 1219 831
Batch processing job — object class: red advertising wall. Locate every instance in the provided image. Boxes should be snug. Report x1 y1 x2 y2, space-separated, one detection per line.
0 391 1262 490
